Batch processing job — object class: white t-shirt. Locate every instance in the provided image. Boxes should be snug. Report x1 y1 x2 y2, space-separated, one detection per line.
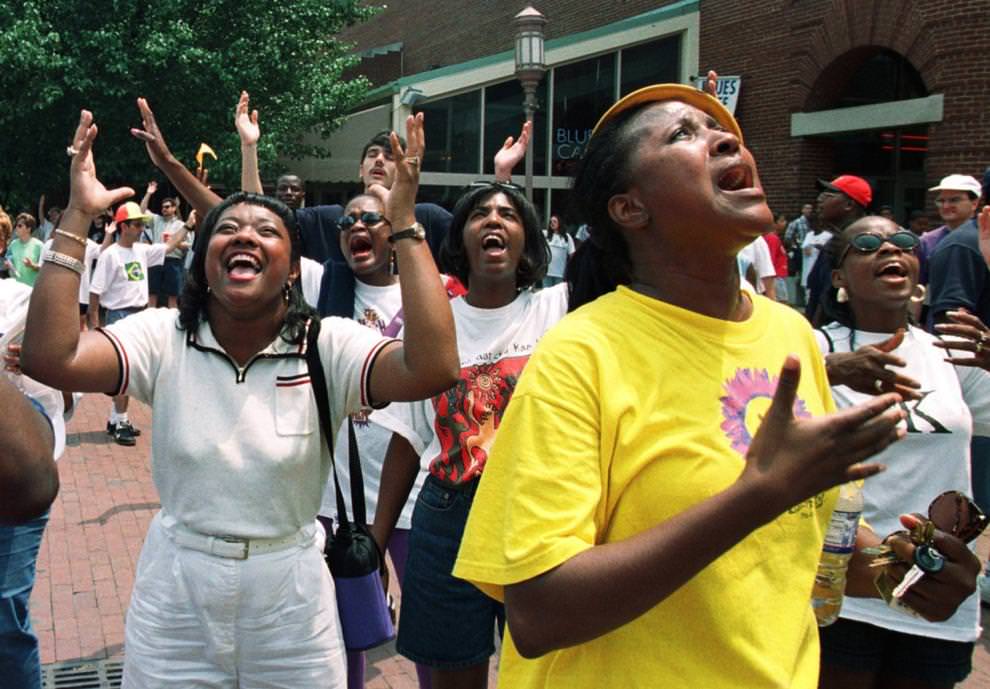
376 283 569 487
149 214 187 260
319 279 429 530
816 323 990 642
300 257 325 309
800 230 832 288
0 278 65 459
90 242 167 310
101 308 394 538
737 236 775 294
544 231 575 279
43 238 102 305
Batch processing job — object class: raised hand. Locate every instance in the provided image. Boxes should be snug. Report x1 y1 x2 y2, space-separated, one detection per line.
235 91 260 146
493 120 531 181
703 70 718 97
146 180 158 196
824 329 922 399
67 110 135 219
131 98 176 170
934 309 990 370
741 355 904 514
368 112 423 231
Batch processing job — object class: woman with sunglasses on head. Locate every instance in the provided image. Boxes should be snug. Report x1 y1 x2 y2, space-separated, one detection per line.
369 179 564 689
446 82 979 689
21 109 458 689
816 215 990 689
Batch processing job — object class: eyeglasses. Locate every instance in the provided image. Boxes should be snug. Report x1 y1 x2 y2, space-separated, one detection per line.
838 230 920 265
338 212 388 230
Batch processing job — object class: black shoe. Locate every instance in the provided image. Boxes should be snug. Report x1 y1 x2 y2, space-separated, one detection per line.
107 421 140 436
112 421 138 446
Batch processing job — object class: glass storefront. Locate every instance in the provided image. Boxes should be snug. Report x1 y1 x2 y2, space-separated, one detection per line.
483 79 548 176
415 32 683 224
551 54 615 177
419 90 481 174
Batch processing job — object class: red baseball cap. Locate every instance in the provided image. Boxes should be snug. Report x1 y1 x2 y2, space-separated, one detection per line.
817 175 872 209
113 201 152 224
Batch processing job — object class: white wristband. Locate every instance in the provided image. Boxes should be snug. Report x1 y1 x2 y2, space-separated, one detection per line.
41 249 84 276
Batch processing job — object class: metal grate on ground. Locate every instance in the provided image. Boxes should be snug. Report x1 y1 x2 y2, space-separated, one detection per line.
42 659 123 689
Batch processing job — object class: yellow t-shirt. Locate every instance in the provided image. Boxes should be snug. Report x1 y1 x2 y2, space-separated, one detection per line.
454 286 837 689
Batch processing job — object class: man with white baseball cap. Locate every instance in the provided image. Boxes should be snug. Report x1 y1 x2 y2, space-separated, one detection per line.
919 174 982 284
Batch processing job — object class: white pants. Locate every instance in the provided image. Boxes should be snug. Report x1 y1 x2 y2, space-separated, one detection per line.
122 512 346 688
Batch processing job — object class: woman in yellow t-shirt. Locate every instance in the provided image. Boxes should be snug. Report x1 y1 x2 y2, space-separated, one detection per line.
452 82 980 689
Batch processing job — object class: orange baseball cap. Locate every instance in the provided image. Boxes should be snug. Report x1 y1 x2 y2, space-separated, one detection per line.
591 83 743 144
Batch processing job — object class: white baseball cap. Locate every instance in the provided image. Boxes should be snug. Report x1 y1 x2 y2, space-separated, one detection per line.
929 174 982 197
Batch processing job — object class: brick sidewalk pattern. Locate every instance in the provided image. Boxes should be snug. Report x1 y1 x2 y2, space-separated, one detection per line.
32 393 497 687
28 393 987 687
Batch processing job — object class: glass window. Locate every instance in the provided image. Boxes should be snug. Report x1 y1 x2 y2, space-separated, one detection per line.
416 90 481 174
620 35 681 95
483 78 548 176
551 53 616 177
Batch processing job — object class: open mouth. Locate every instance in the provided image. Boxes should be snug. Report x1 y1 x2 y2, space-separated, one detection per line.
717 164 753 192
481 232 507 255
349 235 374 259
225 252 262 281
875 262 908 279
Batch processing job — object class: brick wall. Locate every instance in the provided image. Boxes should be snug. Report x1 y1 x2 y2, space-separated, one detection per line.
340 1 675 79
701 0 990 218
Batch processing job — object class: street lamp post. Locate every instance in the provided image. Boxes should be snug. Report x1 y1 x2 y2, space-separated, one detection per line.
513 6 547 203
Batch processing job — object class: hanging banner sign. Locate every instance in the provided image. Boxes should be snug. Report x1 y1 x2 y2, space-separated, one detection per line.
693 76 741 114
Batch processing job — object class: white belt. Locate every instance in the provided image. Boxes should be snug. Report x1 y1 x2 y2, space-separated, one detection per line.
169 522 313 560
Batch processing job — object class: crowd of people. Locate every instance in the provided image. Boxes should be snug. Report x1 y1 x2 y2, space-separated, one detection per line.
1 72 990 689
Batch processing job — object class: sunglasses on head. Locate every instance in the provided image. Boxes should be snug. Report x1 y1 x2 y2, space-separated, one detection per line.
469 180 526 194
838 230 920 265
338 212 388 230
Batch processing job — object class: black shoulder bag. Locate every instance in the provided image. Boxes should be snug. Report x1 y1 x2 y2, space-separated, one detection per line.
305 318 395 651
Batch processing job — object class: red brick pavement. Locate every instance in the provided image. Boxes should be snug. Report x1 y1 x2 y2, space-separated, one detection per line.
32 393 497 687
29 393 990 687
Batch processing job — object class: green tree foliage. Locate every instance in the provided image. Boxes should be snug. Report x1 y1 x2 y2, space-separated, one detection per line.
0 0 376 211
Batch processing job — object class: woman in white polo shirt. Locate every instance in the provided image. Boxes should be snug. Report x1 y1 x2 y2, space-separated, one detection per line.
22 110 458 688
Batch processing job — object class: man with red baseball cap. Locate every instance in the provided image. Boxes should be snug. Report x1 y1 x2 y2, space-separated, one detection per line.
804 174 873 323
90 201 187 445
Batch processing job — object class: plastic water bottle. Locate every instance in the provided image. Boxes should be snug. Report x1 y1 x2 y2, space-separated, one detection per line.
812 481 863 626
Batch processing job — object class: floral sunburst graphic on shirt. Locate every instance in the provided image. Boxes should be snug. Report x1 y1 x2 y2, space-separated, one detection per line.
719 367 809 455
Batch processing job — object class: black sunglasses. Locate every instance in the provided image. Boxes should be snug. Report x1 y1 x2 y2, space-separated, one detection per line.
338 212 388 230
838 230 920 265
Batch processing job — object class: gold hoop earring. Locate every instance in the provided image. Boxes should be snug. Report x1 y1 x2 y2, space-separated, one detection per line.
910 284 927 304
836 287 849 303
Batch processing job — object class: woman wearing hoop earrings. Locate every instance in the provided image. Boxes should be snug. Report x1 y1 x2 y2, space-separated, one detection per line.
816 215 990 689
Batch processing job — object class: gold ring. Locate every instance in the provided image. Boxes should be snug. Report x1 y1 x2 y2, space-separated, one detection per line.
874 379 883 392
405 156 420 166
978 341 984 354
